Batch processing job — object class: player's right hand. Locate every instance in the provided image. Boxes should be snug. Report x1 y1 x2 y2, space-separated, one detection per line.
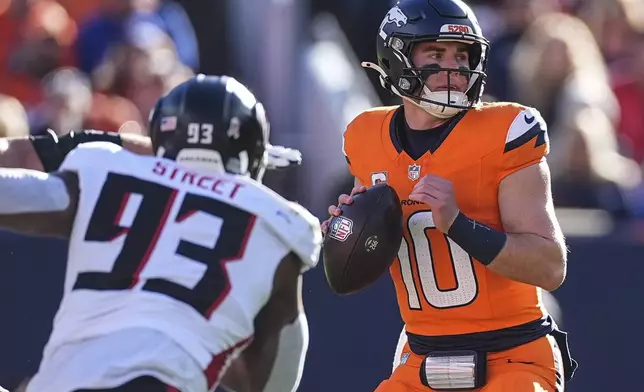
321 185 366 234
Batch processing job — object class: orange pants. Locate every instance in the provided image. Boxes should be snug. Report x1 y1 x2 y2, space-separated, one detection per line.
375 336 564 392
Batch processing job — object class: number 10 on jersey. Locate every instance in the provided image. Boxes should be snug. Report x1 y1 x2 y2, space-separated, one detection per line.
397 211 479 309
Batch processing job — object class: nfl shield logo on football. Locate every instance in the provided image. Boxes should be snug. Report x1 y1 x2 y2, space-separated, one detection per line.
328 216 353 242
408 164 421 181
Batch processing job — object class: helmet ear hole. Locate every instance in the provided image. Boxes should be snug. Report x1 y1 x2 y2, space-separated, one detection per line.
467 44 482 70
149 99 163 151
381 58 391 70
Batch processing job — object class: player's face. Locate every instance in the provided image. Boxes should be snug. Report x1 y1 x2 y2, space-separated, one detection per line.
411 41 470 94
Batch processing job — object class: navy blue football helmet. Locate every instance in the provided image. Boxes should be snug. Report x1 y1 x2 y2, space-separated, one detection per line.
149 74 270 181
362 0 490 118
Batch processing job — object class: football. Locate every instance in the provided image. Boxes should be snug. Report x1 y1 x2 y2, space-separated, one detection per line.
323 183 403 295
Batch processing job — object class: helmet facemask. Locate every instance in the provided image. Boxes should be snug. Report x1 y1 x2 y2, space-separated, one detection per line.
388 37 488 118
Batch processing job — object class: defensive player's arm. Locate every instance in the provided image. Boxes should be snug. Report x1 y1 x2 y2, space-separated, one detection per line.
0 169 78 238
221 252 306 392
0 130 153 172
0 130 300 174
489 160 567 291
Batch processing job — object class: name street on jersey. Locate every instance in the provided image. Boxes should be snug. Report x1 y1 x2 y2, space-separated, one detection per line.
152 160 244 199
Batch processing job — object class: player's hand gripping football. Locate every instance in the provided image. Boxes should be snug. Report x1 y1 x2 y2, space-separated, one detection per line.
320 185 367 234
409 174 460 233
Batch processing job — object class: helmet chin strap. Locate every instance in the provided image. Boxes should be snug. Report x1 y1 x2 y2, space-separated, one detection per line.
416 87 468 118
361 61 464 119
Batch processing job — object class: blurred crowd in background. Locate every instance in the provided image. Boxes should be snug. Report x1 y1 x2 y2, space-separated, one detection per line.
2 0 644 220
314 0 644 221
0 0 197 139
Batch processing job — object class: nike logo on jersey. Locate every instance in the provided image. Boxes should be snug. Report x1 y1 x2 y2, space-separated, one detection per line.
276 209 292 224
504 109 548 153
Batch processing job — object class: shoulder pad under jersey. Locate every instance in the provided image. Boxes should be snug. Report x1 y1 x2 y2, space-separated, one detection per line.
343 106 397 167
241 182 321 272
59 141 128 172
503 106 549 154
476 103 549 179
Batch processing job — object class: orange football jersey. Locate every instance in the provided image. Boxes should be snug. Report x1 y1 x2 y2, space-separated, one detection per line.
343 102 550 337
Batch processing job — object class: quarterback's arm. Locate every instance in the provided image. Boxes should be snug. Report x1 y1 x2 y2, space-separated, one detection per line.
0 131 153 172
489 161 567 291
441 108 565 290
221 252 307 392
0 169 78 238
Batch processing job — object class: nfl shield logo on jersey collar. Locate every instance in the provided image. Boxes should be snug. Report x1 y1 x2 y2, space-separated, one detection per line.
408 164 421 181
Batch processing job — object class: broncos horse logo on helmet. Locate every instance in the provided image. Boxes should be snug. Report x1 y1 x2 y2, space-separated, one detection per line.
379 6 409 39
364 0 490 119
